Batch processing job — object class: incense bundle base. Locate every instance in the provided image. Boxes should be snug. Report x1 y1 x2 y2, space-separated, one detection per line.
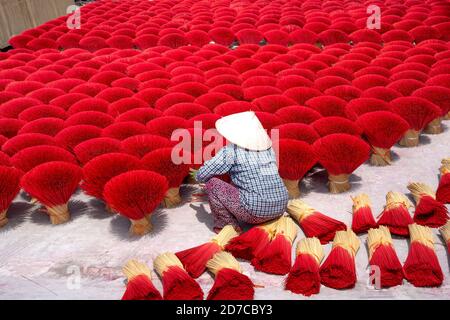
440 221 450 253
130 217 152 236
370 147 391 166
176 225 237 278
367 227 404 288
122 260 162 300
0 210 7 228
319 230 360 289
408 182 449 228
122 275 162 300
377 192 414 237
287 199 347 244
283 179 301 199
206 252 255 300
328 174 350 193
225 221 277 260
251 217 297 275
154 253 204 300
399 129 419 147
46 204 70 225
444 112 450 120
351 194 377 234
207 268 254 300
436 173 450 204
251 235 291 275
163 187 182 208
285 238 324 296
403 224 443 287
436 158 450 204
424 117 443 134
285 254 321 296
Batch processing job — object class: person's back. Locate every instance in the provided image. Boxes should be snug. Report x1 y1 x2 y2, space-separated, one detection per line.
194 110 289 232
226 144 288 216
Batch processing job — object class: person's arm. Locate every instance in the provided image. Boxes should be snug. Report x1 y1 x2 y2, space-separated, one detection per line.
195 146 234 183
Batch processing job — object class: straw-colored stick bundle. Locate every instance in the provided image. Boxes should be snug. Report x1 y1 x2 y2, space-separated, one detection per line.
351 194 377 234
399 129 420 147
206 252 254 300
176 225 238 278
436 158 450 204
377 191 414 237
153 252 204 300
403 224 443 287
440 220 450 252
121 260 162 300
252 216 298 275
225 219 279 260
407 182 449 227
319 229 360 289
287 199 346 244
424 117 443 135
285 237 324 296
367 226 404 288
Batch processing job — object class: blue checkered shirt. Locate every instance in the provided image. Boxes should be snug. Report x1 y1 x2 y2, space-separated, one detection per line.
196 144 288 217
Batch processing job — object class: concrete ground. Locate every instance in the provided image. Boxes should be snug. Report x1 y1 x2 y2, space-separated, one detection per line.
0 123 449 300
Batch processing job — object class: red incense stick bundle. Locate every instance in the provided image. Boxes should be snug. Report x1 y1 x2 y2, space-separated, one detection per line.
320 229 360 289
440 221 450 253
403 224 444 287
367 226 404 288
0 166 22 228
407 182 449 227
176 225 238 278
287 199 347 244
122 260 162 300
436 158 450 204
285 237 324 296
351 194 377 234
206 252 255 300
20 161 82 224
377 191 414 237
103 170 168 236
225 219 278 260
153 253 204 300
252 216 298 275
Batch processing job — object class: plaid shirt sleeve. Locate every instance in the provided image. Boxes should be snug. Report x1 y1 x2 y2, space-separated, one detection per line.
195 146 234 183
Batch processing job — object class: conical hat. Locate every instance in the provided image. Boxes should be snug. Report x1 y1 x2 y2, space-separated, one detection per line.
215 111 272 151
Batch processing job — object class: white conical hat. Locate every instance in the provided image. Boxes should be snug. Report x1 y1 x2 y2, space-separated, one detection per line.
215 111 272 151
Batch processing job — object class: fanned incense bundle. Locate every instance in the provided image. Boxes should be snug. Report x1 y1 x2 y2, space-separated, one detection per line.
103 170 168 236
206 252 255 300
20 161 82 224
277 139 317 198
351 194 377 234
0 166 22 228
285 237 324 296
153 253 204 300
403 224 443 287
122 260 162 300
319 229 360 289
252 216 298 275
407 182 449 227
356 111 409 166
225 219 278 260
367 226 404 288
436 158 450 203
440 221 450 253
377 192 414 237
142 148 190 208
287 199 346 244
176 225 238 278
313 134 370 193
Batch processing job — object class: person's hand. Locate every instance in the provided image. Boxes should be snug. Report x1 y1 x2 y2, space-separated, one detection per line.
189 168 198 182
